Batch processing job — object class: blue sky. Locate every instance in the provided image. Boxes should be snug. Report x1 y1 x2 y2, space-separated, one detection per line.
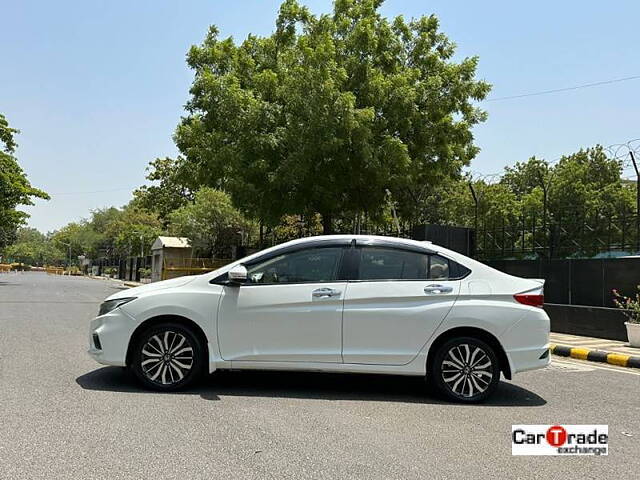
3 0 640 232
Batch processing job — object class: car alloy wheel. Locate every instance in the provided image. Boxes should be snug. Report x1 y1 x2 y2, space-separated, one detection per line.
131 322 204 391
430 336 500 403
441 343 493 398
141 331 194 385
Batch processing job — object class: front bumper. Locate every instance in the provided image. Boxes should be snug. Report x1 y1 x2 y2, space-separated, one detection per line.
88 308 137 367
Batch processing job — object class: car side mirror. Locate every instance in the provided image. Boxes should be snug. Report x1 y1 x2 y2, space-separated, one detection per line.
228 264 248 284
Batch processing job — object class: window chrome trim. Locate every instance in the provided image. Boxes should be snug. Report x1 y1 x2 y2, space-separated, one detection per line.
210 239 353 285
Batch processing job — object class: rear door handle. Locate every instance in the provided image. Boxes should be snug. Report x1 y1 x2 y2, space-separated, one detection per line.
424 284 453 295
312 287 342 298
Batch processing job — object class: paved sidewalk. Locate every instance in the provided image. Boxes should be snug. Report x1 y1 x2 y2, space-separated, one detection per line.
550 332 639 356
550 332 640 368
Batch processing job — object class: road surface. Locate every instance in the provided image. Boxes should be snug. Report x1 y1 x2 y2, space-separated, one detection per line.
1 272 638 479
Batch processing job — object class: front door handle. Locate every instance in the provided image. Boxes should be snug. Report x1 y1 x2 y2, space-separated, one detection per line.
312 287 342 298
424 284 453 295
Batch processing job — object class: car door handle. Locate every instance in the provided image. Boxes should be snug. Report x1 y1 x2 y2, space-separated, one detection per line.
424 284 453 295
312 287 342 298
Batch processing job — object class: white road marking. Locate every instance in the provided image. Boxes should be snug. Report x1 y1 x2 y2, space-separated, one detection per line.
552 357 640 376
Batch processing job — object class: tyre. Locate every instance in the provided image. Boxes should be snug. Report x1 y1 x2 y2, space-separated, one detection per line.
130 322 205 391
429 336 500 403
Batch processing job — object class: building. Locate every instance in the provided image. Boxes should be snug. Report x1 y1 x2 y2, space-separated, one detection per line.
150 236 192 282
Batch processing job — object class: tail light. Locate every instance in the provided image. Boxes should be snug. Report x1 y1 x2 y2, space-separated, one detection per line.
514 293 544 308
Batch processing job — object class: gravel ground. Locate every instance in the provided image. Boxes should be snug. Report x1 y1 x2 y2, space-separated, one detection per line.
1 272 638 479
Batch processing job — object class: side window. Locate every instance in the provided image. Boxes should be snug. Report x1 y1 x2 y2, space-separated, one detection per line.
246 247 344 284
428 255 450 280
356 248 466 281
358 248 429 280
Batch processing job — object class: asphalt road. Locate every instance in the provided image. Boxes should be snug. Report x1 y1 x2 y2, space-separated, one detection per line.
1 272 638 479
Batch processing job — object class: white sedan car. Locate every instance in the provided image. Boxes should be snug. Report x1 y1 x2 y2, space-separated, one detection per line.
89 235 550 402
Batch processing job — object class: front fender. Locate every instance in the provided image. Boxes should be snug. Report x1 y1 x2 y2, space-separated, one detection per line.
120 285 224 362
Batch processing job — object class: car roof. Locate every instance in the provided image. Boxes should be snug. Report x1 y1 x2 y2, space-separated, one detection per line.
203 233 496 282
273 234 434 250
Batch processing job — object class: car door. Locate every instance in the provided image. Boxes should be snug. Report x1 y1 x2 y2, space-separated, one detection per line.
217 244 348 363
342 246 461 365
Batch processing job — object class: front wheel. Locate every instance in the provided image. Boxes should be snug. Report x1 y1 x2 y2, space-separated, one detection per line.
429 337 500 403
130 322 205 391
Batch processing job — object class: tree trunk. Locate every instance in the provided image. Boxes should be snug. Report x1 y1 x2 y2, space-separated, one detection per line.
322 213 333 235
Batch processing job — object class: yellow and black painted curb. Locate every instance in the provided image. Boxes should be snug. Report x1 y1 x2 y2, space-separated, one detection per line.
550 344 640 369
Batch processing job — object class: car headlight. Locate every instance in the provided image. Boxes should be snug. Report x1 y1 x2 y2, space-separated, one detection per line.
98 297 136 316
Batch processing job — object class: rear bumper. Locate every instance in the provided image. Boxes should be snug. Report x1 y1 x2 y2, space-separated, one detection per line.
500 307 551 375
505 344 551 374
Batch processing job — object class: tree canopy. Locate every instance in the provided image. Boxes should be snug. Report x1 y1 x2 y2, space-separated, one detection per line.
165 0 490 232
167 187 254 257
0 114 49 249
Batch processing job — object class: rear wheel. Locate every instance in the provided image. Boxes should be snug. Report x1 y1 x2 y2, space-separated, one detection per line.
429 336 500 403
130 322 205 391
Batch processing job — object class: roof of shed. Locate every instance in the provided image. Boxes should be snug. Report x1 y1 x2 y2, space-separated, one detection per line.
151 236 191 250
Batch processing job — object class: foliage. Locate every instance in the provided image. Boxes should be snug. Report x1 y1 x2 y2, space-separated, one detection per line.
268 214 323 244
0 114 49 249
167 187 255 257
51 221 105 261
466 146 636 257
132 157 195 224
163 0 489 233
613 287 640 324
100 206 163 257
44 205 163 265
2 228 65 266
102 266 118 276
138 267 152 278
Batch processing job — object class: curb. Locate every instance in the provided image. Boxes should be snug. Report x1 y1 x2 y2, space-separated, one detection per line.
550 344 640 369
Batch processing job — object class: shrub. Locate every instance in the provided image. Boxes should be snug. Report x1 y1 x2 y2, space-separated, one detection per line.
613 286 640 324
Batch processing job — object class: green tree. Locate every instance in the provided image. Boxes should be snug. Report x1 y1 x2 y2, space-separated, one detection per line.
102 206 163 258
51 222 104 264
48 205 165 264
167 187 254 257
3 227 65 266
0 114 49 248
462 145 635 257
132 157 195 224
14 226 46 244
168 0 489 233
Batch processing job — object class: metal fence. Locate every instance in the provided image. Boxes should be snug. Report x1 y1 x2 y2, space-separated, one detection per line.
475 210 640 260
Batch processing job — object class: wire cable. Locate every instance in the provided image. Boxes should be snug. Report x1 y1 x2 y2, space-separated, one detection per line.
486 75 640 102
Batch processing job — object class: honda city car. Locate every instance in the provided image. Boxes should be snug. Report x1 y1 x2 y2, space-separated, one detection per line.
88 235 550 402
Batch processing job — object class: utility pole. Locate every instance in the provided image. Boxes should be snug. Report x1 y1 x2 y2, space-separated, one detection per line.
630 151 640 252
59 241 72 271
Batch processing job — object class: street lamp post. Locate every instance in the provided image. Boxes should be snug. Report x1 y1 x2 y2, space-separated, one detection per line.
59 241 72 270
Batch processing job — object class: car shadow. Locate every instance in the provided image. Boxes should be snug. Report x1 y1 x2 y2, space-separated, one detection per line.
76 367 546 407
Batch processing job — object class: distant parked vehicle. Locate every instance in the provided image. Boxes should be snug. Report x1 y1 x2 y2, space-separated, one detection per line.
88 235 550 402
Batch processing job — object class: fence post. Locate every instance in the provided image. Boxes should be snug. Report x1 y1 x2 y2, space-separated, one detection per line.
521 214 525 256
501 217 506 258
629 151 640 252
622 209 627 252
532 211 536 256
